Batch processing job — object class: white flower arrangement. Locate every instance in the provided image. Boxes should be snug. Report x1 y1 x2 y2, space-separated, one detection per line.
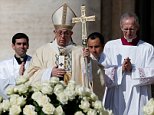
0 77 112 115
143 98 154 115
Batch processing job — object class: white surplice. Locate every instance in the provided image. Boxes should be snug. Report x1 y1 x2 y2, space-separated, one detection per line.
0 55 31 99
99 39 154 115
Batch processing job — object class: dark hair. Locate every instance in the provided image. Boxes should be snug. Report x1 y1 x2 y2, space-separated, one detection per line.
12 33 29 45
87 32 104 45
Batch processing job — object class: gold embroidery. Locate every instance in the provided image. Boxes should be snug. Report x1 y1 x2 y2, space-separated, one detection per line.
64 72 71 84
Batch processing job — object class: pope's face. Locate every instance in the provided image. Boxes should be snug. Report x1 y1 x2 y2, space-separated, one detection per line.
54 28 73 47
88 37 104 59
12 38 29 57
121 17 138 40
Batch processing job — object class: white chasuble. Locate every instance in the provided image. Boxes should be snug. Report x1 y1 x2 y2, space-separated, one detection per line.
26 40 89 87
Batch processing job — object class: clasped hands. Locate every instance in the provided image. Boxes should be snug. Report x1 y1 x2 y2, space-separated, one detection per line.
122 57 132 73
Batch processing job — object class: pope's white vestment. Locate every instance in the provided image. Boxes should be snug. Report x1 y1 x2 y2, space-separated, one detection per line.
0 55 31 98
25 40 105 96
25 40 85 85
99 39 154 115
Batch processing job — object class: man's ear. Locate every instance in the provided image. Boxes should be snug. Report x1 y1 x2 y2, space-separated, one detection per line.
27 44 29 49
12 44 15 50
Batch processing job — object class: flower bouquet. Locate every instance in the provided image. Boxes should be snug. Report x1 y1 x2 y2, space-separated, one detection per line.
143 98 154 115
0 77 112 115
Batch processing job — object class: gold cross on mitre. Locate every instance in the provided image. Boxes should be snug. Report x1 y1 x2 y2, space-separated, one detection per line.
72 5 95 47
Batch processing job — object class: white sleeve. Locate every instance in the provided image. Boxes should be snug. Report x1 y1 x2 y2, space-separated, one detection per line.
41 67 52 82
131 45 154 85
131 67 154 85
104 66 123 87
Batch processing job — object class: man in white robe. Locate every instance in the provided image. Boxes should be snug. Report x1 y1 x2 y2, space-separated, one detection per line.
25 4 105 91
0 33 31 98
99 12 154 115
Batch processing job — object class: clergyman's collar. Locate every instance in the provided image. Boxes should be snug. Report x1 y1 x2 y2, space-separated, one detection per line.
14 55 28 64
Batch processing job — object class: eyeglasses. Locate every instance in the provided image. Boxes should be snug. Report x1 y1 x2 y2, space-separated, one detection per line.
56 30 72 36
121 28 137 32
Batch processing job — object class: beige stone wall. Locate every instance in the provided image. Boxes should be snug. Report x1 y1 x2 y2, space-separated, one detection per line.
0 0 101 60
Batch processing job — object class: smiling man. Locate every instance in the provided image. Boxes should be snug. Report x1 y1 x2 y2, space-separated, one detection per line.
0 33 31 98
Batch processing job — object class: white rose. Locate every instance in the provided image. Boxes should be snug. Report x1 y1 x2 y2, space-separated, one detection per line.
6 86 14 95
1 100 11 112
36 95 51 107
84 87 92 97
60 81 66 86
90 92 98 101
10 94 26 107
42 103 55 114
143 106 154 115
54 84 64 95
50 77 60 86
64 89 76 101
31 82 42 92
79 100 90 112
9 105 21 115
16 77 28 85
31 91 43 101
14 84 29 94
100 109 113 115
41 82 53 95
57 92 68 105
75 85 92 97
143 98 154 115
87 109 97 115
74 111 84 115
92 100 103 111
67 80 76 90
75 85 86 96
54 105 64 115
16 96 26 107
23 105 37 115
108 110 113 115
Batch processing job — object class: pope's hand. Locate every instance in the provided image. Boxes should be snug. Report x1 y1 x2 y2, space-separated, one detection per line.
83 47 90 63
51 66 66 77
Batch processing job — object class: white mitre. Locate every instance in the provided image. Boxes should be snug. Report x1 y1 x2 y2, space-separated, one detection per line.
52 3 76 30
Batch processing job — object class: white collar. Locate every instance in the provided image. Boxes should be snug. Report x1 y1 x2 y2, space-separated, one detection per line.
124 35 137 42
51 39 75 54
